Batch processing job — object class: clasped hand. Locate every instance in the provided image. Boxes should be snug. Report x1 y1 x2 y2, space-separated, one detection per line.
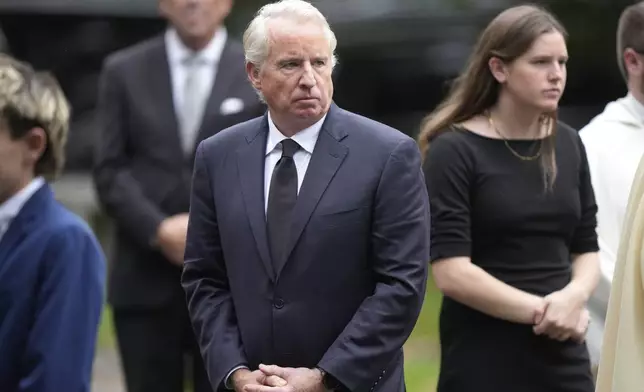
533 286 589 342
236 364 327 392
156 213 189 266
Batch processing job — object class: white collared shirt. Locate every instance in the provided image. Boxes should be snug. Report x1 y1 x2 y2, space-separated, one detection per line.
624 92 644 123
264 112 327 213
165 27 227 150
0 177 45 242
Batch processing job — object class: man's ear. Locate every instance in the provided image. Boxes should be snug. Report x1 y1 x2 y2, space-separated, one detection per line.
158 0 170 18
218 0 234 20
488 56 508 84
246 62 261 90
624 48 644 78
23 126 47 166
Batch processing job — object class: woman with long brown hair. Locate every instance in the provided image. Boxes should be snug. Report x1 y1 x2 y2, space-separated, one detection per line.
420 5 600 391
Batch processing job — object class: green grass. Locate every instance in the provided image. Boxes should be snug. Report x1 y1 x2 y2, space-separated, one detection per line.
95 279 443 392
403 278 442 391
405 355 440 391
97 304 115 349
410 279 442 341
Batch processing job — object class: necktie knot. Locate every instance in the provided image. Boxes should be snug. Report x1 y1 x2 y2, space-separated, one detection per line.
183 54 205 67
179 54 207 156
280 139 300 158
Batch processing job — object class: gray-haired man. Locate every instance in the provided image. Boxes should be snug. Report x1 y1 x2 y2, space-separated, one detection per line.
181 1 430 391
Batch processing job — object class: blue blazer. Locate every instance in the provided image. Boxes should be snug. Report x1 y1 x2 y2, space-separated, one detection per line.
182 104 430 392
0 184 106 392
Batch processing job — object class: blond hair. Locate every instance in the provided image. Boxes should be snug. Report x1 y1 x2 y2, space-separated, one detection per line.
0 54 70 180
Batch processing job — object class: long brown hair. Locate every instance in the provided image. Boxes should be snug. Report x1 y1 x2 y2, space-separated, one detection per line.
417 4 567 189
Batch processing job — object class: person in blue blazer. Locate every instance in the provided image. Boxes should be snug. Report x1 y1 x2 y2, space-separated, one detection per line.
0 54 106 392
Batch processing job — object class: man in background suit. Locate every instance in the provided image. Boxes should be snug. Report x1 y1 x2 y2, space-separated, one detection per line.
93 0 264 391
181 1 430 391
0 54 105 392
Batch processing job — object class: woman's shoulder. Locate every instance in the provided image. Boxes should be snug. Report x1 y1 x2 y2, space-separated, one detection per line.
553 120 588 166
556 120 578 138
429 125 477 148
424 125 480 167
555 120 583 148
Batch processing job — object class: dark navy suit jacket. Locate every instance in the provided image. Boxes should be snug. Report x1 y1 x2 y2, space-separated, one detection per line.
182 104 430 392
0 184 106 392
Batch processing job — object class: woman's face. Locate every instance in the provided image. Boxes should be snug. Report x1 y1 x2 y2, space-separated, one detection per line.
494 31 568 113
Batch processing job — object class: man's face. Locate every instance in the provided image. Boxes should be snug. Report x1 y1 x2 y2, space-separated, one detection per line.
248 19 334 132
0 121 32 204
159 0 232 43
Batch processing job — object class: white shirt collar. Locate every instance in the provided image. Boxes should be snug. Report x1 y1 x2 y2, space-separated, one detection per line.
625 93 644 124
0 177 45 223
165 26 227 65
265 112 327 156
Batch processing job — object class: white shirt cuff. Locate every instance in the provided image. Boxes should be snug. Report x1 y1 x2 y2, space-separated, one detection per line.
224 365 249 389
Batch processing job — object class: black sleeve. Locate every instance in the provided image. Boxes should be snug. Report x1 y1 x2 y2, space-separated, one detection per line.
422 132 474 262
570 134 599 254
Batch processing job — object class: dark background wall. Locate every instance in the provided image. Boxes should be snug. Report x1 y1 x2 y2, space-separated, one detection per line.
0 0 633 172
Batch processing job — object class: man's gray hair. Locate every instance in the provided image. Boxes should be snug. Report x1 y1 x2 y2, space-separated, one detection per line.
243 0 338 69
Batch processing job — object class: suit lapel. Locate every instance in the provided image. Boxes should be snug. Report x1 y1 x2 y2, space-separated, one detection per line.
237 116 275 281
0 218 26 263
277 105 348 277
147 38 183 161
0 185 50 263
194 39 241 149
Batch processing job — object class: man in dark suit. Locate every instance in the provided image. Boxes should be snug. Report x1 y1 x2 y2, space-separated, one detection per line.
0 54 105 392
92 0 264 391
181 1 430 391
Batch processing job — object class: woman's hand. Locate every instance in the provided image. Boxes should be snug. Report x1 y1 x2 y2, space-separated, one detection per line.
533 285 588 341
571 308 590 343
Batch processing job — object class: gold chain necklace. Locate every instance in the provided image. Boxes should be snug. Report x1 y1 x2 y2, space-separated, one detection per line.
487 113 543 161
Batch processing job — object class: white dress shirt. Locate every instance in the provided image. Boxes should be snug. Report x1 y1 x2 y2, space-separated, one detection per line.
165 27 227 153
264 112 327 213
0 177 45 242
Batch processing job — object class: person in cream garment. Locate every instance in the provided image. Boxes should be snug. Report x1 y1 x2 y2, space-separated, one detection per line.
594 152 644 391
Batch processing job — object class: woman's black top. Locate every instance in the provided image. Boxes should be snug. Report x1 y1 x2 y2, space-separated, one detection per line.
423 123 598 392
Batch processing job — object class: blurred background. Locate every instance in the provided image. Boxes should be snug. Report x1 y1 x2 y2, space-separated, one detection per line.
0 0 633 390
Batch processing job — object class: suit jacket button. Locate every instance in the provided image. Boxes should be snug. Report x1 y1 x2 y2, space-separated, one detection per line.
274 298 285 309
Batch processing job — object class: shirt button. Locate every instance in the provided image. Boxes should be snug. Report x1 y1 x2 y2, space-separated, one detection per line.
274 298 285 309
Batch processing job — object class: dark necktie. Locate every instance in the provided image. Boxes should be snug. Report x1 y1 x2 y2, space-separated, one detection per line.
267 139 300 272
